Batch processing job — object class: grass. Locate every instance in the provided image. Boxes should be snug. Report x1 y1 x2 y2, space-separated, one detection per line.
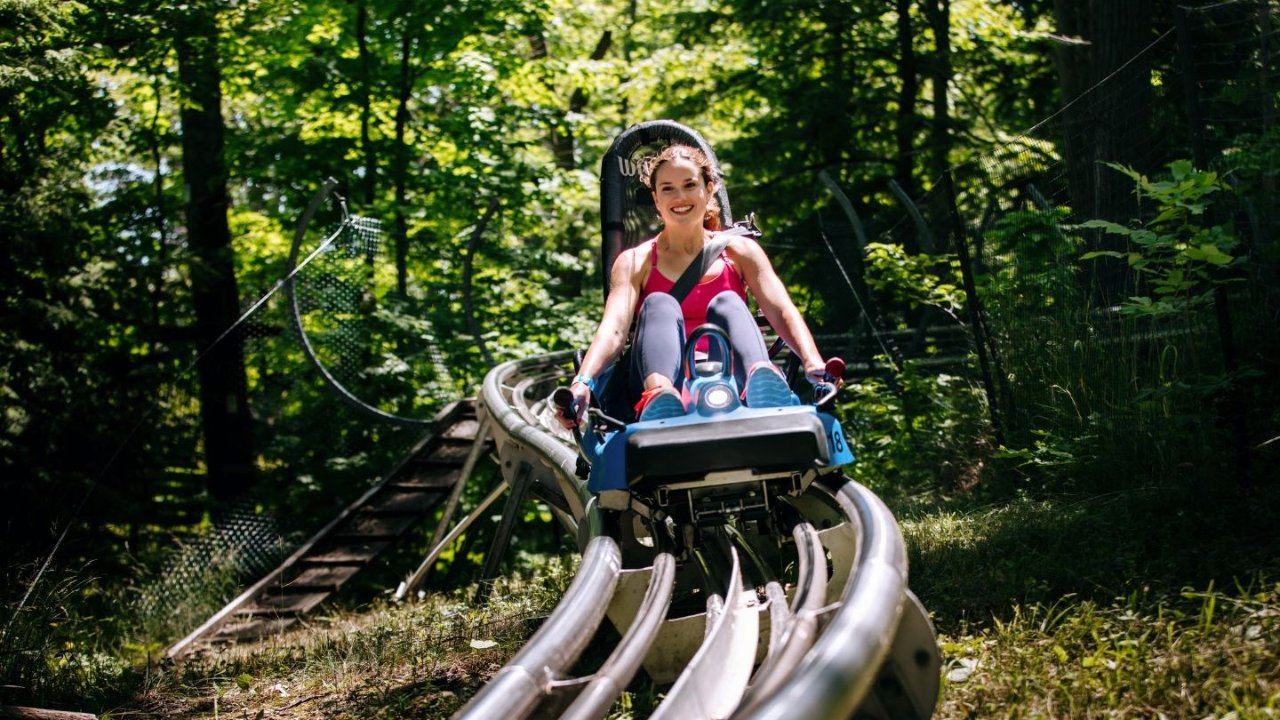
5 478 1278 718
124 552 577 719
1 563 137 709
900 478 1280 719
937 582 1280 718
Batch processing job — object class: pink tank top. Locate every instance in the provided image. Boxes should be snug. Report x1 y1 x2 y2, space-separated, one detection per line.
638 238 749 338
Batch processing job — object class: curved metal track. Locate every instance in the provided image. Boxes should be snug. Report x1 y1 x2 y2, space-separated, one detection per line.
449 352 939 719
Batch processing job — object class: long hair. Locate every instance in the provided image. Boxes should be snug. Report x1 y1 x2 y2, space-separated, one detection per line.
640 144 723 231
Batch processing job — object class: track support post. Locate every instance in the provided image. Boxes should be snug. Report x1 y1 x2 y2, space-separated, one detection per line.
476 461 533 604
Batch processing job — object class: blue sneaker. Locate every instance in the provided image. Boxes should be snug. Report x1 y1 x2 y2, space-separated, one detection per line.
637 386 686 421
744 362 798 408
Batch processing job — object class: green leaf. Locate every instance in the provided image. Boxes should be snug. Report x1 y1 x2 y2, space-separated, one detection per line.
1197 244 1234 266
235 673 253 690
1168 158 1194 181
1077 219 1134 236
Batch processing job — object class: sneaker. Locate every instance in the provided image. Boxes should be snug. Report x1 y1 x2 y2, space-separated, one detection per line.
743 362 798 408
635 386 686 421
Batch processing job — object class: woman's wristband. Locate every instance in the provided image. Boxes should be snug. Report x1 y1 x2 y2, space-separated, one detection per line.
572 374 596 395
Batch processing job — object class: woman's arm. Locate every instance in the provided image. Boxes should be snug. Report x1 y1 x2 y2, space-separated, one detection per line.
559 245 646 426
729 237 828 379
577 246 644 379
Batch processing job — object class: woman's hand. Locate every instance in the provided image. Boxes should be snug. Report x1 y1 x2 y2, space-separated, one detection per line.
555 380 592 430
805 358 845 390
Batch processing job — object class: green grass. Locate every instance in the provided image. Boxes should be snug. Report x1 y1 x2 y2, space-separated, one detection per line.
901 479 1280 718
937 582 1280 717
1 563 139 710
6 479 1278 718
126 552 577 719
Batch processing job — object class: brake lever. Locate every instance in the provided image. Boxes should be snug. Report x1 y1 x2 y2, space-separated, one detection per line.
551 387 591 479
814 357 846 408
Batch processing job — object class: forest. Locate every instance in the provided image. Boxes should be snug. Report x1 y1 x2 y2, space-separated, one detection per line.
2 0 1278 716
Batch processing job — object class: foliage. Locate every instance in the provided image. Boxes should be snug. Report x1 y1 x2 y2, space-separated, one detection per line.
967 158 1263 496
1222 124 1280 261
946 1 1060 148
842 368 992 498
862 242 967 321
1079 160 1241 318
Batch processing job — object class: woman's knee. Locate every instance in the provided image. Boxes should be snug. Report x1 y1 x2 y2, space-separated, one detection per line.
707 291 752 322
639 292 682 322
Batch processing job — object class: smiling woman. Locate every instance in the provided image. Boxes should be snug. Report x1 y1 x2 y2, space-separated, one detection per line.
555 141 835 429
643 144 724 233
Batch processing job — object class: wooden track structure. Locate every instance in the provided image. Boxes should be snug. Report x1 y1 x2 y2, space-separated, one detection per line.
166 399 491 659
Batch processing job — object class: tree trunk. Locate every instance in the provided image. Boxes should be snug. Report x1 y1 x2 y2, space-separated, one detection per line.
1052 0 1154 304
925 0 953 183
356 0 376 205
148 73 169 332
393 16 415 296
817 3 853 170
1051 0 1091 220
174 2 256 501
620 0 637 122
894 0 919 200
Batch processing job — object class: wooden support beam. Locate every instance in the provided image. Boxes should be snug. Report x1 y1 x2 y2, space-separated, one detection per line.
0 707 98 720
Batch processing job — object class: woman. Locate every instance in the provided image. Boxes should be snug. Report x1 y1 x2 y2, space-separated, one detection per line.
557 143 834 429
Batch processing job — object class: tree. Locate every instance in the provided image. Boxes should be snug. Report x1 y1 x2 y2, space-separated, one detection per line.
0 0 115 550
895 0 922 199
173 0 257 500
1050 0 1156 301
924 0 954 183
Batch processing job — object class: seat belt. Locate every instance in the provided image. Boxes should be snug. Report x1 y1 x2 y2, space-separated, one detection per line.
667 216 761 303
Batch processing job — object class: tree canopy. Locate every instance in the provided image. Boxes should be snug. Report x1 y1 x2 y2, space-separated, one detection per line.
2 1 1277 705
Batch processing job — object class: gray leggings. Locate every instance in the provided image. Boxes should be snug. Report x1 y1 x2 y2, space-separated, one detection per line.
629 291 770 397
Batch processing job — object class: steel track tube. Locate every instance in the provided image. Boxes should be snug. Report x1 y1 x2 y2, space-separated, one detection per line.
453 534 621 719
739 480 907 720
481 352 590 524
735 523 828 715
652 548 757 720
560 552 678 720
453 353 621 719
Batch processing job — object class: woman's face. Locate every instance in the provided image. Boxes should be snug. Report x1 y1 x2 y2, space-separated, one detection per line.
651 157 709 232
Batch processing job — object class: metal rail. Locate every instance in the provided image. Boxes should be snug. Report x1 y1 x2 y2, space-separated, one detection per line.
735 523 827 715
443 352 936 719
651 549 757 720
560 552 677 720
453 354 625 719
737 480 910 720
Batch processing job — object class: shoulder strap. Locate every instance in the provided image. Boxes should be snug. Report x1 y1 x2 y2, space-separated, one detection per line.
667 215 762 303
